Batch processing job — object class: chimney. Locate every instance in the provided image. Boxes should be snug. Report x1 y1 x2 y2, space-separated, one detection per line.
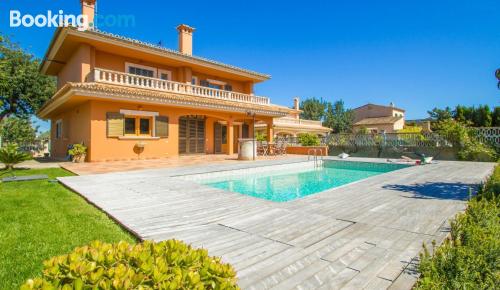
293 97 300 110
176 24 195 55
81 0 96 29
389 102 395 107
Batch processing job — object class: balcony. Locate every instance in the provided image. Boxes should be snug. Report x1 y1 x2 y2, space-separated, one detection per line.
89 68 270 105
273 117 323 127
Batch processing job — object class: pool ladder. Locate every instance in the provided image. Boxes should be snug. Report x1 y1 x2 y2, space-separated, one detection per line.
307 148 323 168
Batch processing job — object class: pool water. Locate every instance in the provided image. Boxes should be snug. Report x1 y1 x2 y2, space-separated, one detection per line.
202 161 409 202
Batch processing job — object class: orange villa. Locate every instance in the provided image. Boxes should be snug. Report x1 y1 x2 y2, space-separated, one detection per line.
38 0 299 162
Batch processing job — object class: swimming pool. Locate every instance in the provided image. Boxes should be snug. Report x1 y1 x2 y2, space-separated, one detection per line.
193 160 410 202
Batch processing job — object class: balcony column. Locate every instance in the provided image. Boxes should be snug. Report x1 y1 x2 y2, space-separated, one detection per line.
227 120 234 155
183 67 192 84
266 122 274 143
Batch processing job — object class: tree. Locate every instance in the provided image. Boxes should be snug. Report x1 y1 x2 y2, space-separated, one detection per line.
472 105 492 127
299 97 326 121
38 130 50 140
0 117 38 144
323 100 354 133
496 68 500 89
492 107 500 127
0 35 56 121
428 107 453 122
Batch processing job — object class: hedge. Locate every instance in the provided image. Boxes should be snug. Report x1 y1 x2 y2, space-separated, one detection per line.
21 240 239 289
415 163 500 289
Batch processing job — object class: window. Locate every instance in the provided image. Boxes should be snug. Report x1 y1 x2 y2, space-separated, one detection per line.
125 117 136 135
125 62 156 78
55 120 62 139
191 76 198 85
208 83 222 90
128 66 154 77
221 125 227 144
124 116 152 136
140 118 150 135
206 79 226 90
158 69 172 81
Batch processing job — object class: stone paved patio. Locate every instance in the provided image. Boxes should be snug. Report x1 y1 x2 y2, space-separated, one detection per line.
61 154 297 175
58 157 495 289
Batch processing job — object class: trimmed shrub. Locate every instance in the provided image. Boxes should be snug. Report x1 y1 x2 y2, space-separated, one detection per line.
416 164 500 289
21 240 239 290
298 133 320 146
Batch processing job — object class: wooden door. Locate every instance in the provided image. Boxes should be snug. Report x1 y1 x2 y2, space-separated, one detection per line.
214 122 222 153
179 117 205 154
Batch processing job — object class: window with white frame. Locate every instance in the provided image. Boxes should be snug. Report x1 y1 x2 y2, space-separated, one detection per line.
125 62 156 78
158 69 172 81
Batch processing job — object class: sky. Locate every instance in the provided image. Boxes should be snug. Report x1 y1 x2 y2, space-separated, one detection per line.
1 0 499 132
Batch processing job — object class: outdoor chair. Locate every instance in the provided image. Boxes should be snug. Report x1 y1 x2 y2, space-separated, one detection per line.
276 141 287 155
257 141 269 156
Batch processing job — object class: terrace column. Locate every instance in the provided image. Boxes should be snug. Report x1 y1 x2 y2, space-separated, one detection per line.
266 122 274 143
227 120 234 155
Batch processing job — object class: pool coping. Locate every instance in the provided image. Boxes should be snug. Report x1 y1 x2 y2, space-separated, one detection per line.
57 158 495 289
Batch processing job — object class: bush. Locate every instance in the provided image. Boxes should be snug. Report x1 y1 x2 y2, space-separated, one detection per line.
255 132 266 142
0 143 31 170
477 164 500 201
21 240 239 290
434 119 497 161
416 164 500 289
457 140 498 162
298 133 320 146
398 125 423 134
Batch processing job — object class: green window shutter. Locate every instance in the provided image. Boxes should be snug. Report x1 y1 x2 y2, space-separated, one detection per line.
106 112 124 137
155 116 169 137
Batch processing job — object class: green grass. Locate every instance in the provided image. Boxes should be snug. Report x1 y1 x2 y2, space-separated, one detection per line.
0 168 136 289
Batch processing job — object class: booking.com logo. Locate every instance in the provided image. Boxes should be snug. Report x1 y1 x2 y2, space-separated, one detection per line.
10 10 135 31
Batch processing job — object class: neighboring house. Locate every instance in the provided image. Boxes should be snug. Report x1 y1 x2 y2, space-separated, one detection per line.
255 98 332 138
38 0 295 162
352 103 405 133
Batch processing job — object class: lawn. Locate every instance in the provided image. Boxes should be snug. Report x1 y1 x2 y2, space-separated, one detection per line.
0 168 136 289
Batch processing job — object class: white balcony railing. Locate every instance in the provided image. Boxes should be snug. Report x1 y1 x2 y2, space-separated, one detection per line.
89 68 270 105
273 117 323 127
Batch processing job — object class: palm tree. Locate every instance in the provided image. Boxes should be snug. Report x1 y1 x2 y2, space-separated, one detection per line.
496 69 500 89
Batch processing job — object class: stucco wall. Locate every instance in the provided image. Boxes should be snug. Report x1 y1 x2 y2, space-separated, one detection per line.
84 100 265 162
353 105 404 123
353 123 400 133
93 50 250 94
57 44 94 89
50 101 91 159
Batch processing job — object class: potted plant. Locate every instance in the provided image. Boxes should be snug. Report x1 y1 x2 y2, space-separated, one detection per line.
68 144 87 163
